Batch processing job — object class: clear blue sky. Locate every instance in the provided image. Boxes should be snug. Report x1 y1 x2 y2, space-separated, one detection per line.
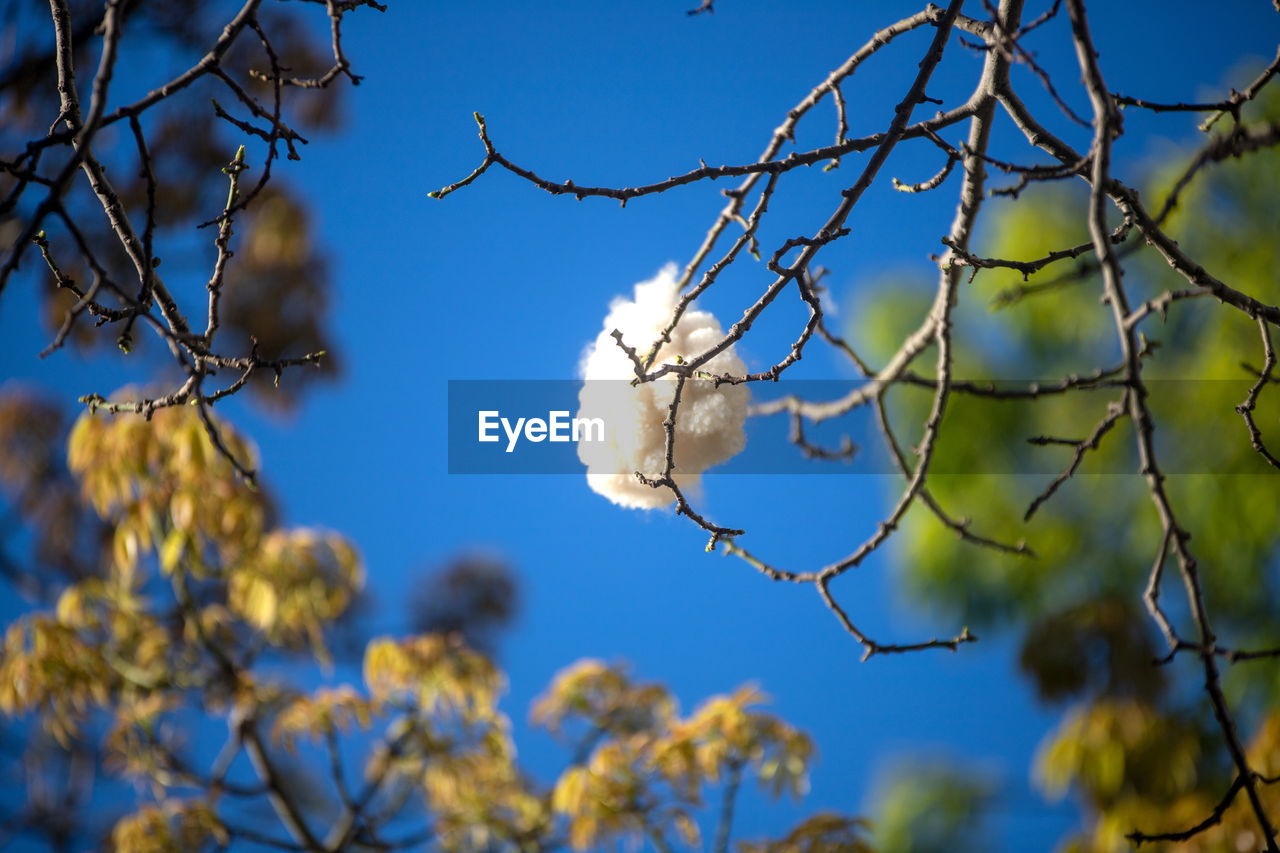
3 0 1277 847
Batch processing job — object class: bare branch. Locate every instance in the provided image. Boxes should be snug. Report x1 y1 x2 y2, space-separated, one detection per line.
1235 315 1280 469
1065 0 1278 845
1023 397 1126 521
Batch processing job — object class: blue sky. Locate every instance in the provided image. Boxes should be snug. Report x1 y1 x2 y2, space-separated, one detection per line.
3 0 1279 847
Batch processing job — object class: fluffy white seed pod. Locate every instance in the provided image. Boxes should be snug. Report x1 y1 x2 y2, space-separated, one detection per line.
577 264 749 509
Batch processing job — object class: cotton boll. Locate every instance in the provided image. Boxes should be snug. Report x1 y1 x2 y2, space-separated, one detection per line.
576 264 749 509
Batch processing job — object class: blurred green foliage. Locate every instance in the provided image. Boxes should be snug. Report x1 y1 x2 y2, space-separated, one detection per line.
869 760 996 853
849 79 1280 853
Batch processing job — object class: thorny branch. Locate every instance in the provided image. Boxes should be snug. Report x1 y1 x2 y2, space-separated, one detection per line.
2 0 383 484
1064 0 1276 846
1236 316 1280 470
1128 773 1247 846
1022 397 1125 521
430 1 1280 844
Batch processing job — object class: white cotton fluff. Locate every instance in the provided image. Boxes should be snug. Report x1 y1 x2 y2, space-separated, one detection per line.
577 264 749 509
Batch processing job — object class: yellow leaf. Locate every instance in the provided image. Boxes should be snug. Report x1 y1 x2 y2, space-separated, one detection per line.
243 577 278 629
56 585 85 626
169 492 196 533
552 766 588 814
113 526 139 572
159 529 187 575
673 811 701 847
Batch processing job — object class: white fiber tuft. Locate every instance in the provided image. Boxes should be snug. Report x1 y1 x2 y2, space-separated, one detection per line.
577 264 748 509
